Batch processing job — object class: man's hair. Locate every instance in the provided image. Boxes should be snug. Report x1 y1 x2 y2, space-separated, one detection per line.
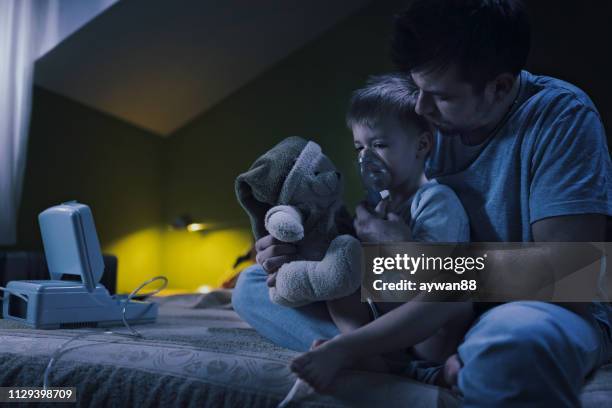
346 73 429 133
391 0 530 91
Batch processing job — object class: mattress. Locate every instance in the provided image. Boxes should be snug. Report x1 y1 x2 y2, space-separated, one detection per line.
0 292 608 407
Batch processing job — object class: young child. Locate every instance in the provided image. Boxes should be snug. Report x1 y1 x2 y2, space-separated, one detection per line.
290 74 473 391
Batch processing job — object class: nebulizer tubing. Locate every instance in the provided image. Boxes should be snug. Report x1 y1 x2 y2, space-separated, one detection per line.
42 275 168 389
278 150 390 407
277 378 305 408
117 275 168 338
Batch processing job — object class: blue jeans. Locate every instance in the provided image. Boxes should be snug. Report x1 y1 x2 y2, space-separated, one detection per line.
232 265 612 407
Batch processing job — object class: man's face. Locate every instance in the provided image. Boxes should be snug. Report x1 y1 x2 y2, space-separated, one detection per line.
411 64 494 135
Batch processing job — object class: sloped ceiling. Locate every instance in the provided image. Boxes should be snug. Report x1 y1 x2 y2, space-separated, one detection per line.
34 0 372 136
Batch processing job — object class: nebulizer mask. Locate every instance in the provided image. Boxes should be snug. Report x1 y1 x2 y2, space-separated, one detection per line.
358 148 392 209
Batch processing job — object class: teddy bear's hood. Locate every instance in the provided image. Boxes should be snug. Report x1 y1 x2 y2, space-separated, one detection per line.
235 136 309 240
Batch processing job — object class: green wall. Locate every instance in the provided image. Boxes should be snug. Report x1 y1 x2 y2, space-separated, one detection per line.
19 87 163 247
16 87 164 292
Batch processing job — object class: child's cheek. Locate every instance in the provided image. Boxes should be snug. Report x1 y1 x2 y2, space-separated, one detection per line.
388 160 413 188
377 152 393 171
386 166 401 188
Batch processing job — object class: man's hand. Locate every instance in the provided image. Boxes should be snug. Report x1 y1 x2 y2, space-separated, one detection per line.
255 235 298 286
353 201 412 243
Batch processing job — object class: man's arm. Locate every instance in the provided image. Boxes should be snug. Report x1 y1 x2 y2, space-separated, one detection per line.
531 213 607 317
357 211 607 316
532 214 606 243
459 214 606 316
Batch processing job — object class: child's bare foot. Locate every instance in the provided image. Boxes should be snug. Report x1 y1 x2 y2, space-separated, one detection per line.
290 338 353 392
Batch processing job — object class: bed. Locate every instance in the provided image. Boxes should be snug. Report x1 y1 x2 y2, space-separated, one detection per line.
0 291 610 407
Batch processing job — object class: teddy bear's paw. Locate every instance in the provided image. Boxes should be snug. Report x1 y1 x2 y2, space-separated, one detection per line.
270 261 319 307
306 235 363 300
266 235 362 306
265 206 304 242
268 286 295 307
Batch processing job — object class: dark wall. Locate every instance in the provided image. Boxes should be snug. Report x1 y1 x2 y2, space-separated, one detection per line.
18 87 163 249
525 0 612 139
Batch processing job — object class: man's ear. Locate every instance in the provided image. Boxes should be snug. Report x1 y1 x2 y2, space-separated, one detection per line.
488 72 516 102
416 130 433 159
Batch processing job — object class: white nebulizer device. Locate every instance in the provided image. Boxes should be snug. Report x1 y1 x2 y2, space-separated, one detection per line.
1 201 160 329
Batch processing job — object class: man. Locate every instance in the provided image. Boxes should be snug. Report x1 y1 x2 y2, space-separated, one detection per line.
233 0 612 406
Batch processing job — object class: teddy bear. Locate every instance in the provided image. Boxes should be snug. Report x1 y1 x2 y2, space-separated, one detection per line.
235 136 362 307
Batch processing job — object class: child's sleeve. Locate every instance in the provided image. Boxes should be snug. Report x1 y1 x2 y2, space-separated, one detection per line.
411 184 470 243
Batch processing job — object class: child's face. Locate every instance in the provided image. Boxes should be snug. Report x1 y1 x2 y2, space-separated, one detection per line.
352 117 426 191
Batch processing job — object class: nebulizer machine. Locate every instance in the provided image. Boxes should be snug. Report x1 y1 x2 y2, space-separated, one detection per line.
278 149 392 407
1 201 164 329
0 201 167 389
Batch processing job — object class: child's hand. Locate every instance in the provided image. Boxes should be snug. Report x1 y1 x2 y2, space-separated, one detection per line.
354 202 412 243
266 271 277 287
373 197 390 217
255 235 299 275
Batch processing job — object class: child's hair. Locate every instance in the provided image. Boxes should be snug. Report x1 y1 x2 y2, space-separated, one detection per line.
346 73 429 134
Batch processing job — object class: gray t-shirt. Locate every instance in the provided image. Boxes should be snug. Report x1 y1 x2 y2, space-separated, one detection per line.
425 70 612 320
404 179 470 243
426 70 612 242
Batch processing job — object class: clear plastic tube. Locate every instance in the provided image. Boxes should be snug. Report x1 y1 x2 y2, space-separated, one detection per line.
117 275 168 338
277 378 307 408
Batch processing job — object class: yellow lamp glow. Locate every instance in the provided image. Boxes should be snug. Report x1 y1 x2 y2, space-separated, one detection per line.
186 223 208 232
